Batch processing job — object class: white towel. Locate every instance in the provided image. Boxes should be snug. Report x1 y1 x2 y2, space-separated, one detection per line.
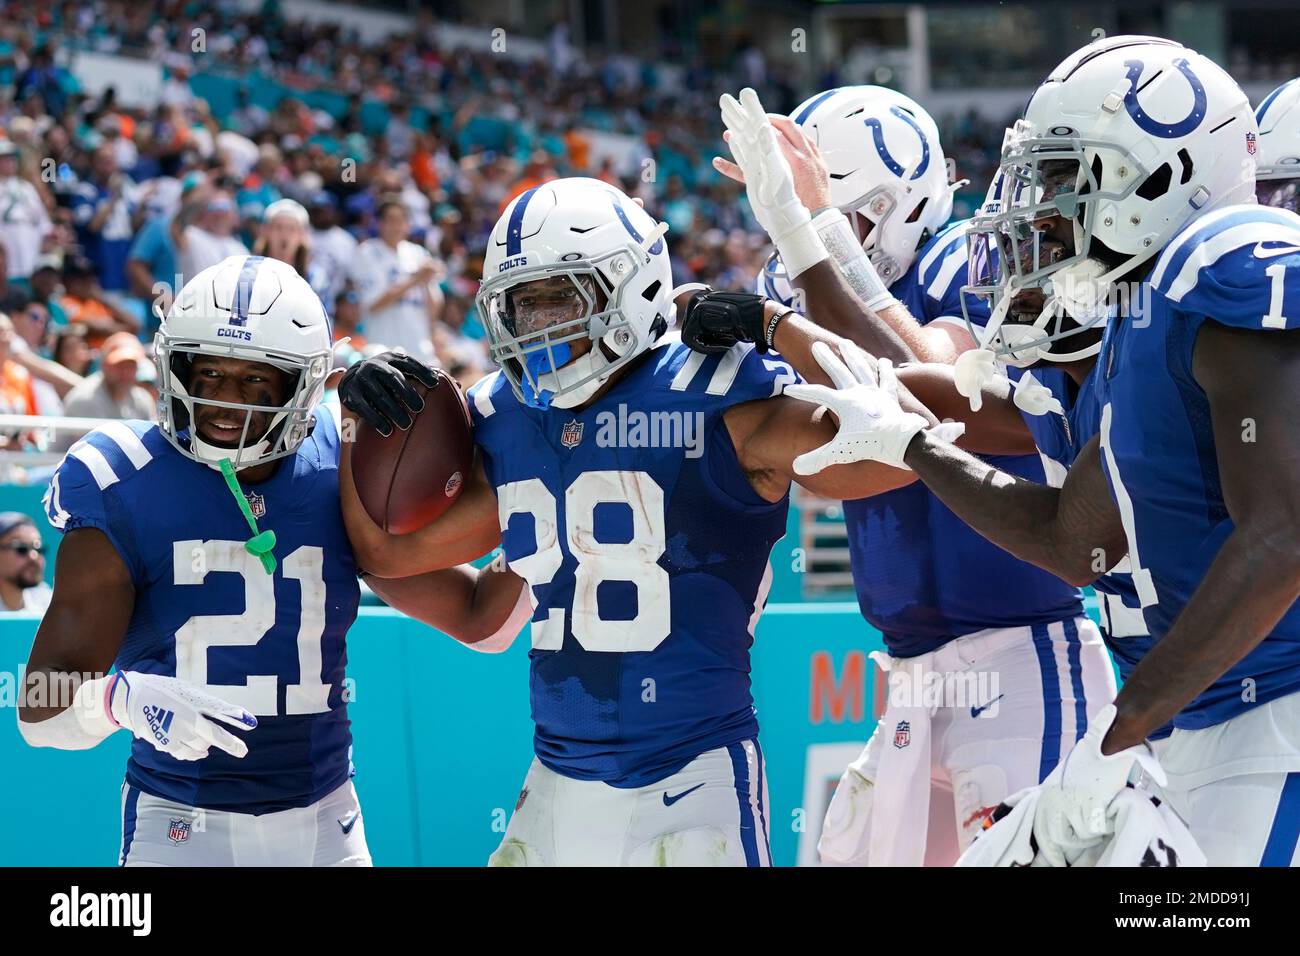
957 785 1205 867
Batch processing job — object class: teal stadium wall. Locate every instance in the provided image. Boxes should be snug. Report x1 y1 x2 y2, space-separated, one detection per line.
0 603 886 866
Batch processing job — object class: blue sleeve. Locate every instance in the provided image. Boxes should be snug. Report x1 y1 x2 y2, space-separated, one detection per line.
913 221 989 328
1153 208 1300 332
715 343 805 403
43 452 146 586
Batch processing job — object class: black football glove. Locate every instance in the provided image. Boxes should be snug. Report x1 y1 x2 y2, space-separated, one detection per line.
680 289 775 354
337 350 439 437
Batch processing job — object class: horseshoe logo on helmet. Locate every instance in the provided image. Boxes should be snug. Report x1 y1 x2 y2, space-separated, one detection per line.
864 106 931 181
1122 58 1207 139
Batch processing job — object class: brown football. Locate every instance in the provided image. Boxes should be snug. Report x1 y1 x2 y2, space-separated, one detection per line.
351 369 474 534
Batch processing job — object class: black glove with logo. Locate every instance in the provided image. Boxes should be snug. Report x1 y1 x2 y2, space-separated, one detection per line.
337 350 438 437
679 289 780 354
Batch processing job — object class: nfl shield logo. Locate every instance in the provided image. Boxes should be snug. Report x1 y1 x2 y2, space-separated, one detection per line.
1247 132 1258 155
893 720 911 749
245 492 266 518
560 420 584 449
168 818 191 845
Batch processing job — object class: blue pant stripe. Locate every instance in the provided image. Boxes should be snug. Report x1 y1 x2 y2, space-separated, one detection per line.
1032 623 1062 782
1261 772 1300 866
727 743 760 867
1063 617 1088 743
754 739 770 863
120 784 141 867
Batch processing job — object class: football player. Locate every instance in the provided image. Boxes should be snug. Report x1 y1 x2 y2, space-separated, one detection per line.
777 36 1300 867
1256 78 1300 213
16 255 510 866
334 176 971 866
702 86 1115 865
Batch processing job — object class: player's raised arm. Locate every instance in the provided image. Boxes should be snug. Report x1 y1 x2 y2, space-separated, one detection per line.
362 554 530 652
336 351 502 578
678 288 1038 457
715 88 962 365
19 527 256 759
760 338 1127 585
1104 324 1300 752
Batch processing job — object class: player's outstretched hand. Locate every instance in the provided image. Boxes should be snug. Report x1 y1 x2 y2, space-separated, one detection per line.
785 341 966 474
107 671 258 762
338 350 439 437
717 88 811 244
1031 704 1167 866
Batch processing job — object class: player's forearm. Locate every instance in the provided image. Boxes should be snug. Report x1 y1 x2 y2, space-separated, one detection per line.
903 431 1095 584
896 363 1037 457
1106 525 1300 752
11 349 84 397
772 313 932 424
365 558 529 650
793 259 916 364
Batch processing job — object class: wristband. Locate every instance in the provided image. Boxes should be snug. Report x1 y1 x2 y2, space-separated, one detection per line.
812 208 897 312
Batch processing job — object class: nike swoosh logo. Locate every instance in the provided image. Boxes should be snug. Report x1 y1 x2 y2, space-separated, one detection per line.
1253 241 1300 259
970 694 1005 719
338 810 360 835
662 783 706 807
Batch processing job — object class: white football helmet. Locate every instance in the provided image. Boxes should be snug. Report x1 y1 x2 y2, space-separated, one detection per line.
789 85 956 285
155 255 333 470
1255 78 1300 212
966 35 1256 366
477 177 673 409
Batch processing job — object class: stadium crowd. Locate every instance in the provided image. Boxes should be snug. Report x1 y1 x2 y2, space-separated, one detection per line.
0 0 1014 482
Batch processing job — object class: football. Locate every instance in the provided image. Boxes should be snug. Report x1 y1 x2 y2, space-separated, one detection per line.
351 369 475 534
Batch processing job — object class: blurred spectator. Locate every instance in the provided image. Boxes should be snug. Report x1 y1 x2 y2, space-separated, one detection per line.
0 140 50 281
173 188 248 283
0 512 50 613
349 198 443 362
0 313 37 422
59 256 140 346
52 324 92 378
308 192 357 308
30 260 70 328
71 144 139 293
253 198 331 306
128 173 205 313
56 331 155 442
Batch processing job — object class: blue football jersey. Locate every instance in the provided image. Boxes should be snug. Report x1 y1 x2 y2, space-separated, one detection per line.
468 339 798 787
831 221 1083 655
43 412 360 813
1019 363 1170 739
1097 203 1300 729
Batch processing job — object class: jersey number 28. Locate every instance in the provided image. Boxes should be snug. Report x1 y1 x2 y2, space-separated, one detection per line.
497 470 671 653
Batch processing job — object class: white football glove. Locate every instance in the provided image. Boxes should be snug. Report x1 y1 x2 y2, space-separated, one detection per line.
719 88 826 277
108 671 257 762
1031 704 1167 867
953 347 1002 413
785 341 966 474
1012 370 1065 417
